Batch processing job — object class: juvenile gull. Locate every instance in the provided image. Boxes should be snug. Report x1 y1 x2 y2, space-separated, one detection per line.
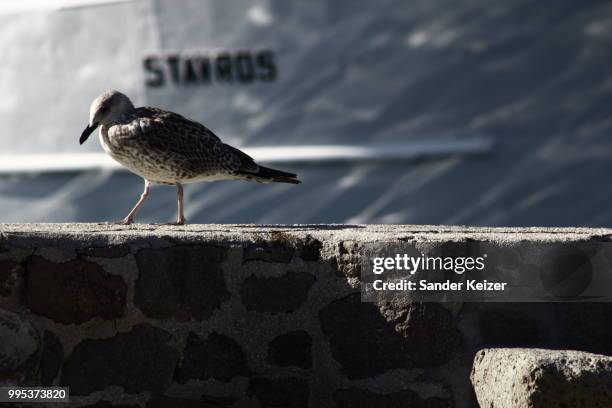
80 90 300 225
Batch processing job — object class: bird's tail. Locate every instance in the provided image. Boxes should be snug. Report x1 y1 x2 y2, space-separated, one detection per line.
249 165 301 184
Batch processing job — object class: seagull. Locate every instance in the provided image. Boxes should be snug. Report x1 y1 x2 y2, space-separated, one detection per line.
80 90 300 225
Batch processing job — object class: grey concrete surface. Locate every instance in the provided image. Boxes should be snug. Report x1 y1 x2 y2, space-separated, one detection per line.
2 223 612 243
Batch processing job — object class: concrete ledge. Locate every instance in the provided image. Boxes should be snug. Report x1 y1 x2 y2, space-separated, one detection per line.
0 224 611 407
471 348 612 408
2 222 612 241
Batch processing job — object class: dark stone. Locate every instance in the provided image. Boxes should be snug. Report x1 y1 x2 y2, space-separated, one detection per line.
135 246 229 320
200 394 237 407
242 235 322 264
267 330 312 368
334 241 361 278
0 259 22 296
298 236 322 262
379 301 462 367
426 241 472 258
0 309 40 374
540 246 594 299
472 242 521 268
77 245 131 258
248 377 309 408
241 271 315 313
40 330 64 386
61 324 179 395
319 294 461 379
479 307 540 347
176 332 250 383
467 243 530 287
147 395 227 408
319 294 413 378
24 256 127 324
81 402 140 408
243 242 294 264
333 388 452 408
555 303 612 355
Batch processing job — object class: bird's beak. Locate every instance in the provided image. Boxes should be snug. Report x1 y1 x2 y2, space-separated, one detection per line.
80 122 98 145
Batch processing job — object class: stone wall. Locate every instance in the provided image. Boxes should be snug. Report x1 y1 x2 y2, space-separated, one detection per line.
0 224 611 407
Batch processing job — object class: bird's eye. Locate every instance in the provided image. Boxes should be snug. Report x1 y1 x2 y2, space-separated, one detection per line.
100 106 108 114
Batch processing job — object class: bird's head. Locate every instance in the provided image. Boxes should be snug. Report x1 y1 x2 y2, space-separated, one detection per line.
80 90 135 145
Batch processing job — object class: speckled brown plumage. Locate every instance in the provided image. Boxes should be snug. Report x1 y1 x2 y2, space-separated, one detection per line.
102 106 294 184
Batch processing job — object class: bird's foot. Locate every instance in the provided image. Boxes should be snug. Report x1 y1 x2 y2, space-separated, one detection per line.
111 217 133 225
165 218 186 226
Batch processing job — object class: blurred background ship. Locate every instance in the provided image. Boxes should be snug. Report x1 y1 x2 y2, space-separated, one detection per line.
0 0 611 226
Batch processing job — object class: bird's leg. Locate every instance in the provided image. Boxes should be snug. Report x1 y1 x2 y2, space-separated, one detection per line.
118 180 151 225
165 183 186 225
174 183 186 225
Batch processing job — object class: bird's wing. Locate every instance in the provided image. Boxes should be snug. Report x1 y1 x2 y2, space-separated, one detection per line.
109 107 259 175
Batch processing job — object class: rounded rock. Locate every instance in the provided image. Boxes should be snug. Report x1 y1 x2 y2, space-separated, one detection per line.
0 309 40 372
